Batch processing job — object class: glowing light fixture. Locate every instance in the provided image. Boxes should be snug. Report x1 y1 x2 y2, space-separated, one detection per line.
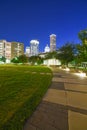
79 72 86 77
65 68 70 71
59 66 62 69
74 72 86 78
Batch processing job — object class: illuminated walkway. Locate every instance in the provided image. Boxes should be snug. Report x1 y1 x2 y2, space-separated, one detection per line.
24 69 87 130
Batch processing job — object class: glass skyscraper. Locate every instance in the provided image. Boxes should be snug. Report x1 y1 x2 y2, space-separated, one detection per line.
30 40 39 56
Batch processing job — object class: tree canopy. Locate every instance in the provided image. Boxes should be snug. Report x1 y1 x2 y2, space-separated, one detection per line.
78 29 87 45
29 56 43 65
76 44 87 63
57 43 75 66
0 56 6 62
11 55 28 63
45 51 57 59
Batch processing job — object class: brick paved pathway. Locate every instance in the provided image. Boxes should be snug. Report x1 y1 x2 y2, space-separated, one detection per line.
23 68 87 130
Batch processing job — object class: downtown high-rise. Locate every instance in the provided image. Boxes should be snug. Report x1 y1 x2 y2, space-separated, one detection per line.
30 40 39 56
0 40 24 60
50 34 56 52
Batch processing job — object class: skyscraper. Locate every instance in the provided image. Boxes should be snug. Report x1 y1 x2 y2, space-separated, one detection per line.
30 40 39 56
25 46 30 57
50 34 56 52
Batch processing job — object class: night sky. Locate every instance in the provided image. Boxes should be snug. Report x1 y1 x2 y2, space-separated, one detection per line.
0 0 87 52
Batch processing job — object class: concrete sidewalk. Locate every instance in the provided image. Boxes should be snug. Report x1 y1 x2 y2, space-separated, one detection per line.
23 69 87 130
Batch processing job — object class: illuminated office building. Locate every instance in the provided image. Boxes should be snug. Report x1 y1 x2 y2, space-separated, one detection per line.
25 46 30 57
30 40 39 56
50 34 56 52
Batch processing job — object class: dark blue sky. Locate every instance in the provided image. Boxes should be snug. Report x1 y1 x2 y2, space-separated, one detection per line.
0 0 87 52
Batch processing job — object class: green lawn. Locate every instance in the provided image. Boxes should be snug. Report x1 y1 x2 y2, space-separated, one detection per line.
0 65 52 130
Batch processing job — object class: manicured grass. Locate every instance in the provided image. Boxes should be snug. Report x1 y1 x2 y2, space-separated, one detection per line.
0 65 52 130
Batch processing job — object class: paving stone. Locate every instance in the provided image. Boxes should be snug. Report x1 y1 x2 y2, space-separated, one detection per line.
24 69 87 130
23 124 36 130
50 82 64 90
43 89 66 105
68 110 87 130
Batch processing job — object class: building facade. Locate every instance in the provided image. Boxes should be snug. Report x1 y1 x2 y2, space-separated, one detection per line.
0 40 6 57
25 46 30 57
0 40 24 60
50 34 56 52
11 42 24 59
30 40 39 56
44 58 61 66
5 42 12 60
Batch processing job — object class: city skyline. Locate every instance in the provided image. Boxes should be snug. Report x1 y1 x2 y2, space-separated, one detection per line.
0 0 87 52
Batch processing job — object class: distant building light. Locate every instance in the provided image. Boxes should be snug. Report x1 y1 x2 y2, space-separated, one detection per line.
30 40 39 45
50 34 56 37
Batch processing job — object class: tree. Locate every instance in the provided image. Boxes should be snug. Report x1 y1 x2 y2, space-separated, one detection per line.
76 44 87 64
29 56 43 65
45 51 57 59
57 43 75 66
78 29 87 45
11 57 19 63
18 55 29 63
11 55 28 63
0 56 6 62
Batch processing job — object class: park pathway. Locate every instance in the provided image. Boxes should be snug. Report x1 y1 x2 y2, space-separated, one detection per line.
23 68 87 130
